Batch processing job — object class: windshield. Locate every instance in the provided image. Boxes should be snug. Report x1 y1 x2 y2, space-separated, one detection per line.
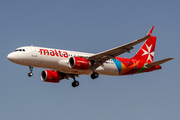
14 49 25 52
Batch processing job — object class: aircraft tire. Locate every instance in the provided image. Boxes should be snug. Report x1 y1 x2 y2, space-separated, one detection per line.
72 81 79 87
91 72 99 79
28 72 33 77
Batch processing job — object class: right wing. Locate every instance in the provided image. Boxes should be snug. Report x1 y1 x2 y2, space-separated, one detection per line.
88 26 154 70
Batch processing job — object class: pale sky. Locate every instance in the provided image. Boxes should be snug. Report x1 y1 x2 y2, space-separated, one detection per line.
0 0 179 120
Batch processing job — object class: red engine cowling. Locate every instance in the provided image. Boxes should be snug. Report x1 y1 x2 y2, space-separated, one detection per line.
69 57 91 70
41 70 62 83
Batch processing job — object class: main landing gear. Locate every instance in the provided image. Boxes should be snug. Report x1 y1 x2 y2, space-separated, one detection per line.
72 76 79 88
91 72 99 79
72 81 79 88
28 66 33 77
71 72 99 88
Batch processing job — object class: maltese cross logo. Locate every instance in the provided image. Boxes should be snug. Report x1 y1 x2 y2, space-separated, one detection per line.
142 44 154 62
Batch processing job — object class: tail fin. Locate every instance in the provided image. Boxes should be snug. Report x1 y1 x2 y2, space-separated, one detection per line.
132 26 156 63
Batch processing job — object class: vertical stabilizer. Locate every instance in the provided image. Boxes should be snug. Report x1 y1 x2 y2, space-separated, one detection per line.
132 35 157 63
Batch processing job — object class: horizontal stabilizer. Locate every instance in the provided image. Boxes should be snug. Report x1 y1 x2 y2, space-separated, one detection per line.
145 58 174 68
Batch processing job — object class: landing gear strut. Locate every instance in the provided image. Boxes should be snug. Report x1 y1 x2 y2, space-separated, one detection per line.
91 72 99 79
28 66 33 77
71 76 79 87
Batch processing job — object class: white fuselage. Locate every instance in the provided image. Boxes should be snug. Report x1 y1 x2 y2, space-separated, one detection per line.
7 46 120 76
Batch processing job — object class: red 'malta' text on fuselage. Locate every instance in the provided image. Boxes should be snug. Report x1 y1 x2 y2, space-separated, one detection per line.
39 49 68 58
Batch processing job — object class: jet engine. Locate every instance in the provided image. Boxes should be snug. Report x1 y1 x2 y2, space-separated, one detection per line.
69 57 91 70
41 70 62 83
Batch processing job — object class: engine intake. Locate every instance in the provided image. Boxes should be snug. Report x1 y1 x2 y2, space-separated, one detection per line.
41 70 62 83
69 57 91 70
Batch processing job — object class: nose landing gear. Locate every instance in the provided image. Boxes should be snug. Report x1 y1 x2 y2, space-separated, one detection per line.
28 66 33 77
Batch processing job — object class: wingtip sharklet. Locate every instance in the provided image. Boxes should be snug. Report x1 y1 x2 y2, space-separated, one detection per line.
147 26 154 36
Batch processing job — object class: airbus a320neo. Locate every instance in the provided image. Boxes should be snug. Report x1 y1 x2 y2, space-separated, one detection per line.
7 26 173 87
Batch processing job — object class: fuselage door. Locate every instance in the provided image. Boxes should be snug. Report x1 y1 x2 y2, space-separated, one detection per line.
31 45 37 57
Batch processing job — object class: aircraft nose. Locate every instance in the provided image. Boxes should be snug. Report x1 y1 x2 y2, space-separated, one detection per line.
7 53 13 61
7 52 24 64
7 53 16 62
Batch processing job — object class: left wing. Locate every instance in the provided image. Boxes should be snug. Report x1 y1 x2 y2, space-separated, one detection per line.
88 26 154 70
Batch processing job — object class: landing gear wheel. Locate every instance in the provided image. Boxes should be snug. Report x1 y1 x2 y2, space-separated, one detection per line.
28 66 33 77
91 74 95 79
72 81 79 87
91 72 99 79
28 72 33 77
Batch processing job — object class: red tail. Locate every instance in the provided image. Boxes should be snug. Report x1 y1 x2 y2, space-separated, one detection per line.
132 34 156 64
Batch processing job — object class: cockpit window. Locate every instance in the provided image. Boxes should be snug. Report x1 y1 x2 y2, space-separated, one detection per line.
14 49 25 52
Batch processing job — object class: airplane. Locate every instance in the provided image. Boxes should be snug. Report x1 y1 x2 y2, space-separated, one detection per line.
7 26 173 87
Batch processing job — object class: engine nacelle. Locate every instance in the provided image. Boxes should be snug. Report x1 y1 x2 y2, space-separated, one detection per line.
41 70 62 83
69 57 91 70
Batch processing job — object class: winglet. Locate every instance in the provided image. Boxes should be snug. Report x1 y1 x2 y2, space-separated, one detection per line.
147 26 154 36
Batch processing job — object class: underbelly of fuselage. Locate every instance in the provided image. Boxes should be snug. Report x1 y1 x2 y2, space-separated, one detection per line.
23 57 120 76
